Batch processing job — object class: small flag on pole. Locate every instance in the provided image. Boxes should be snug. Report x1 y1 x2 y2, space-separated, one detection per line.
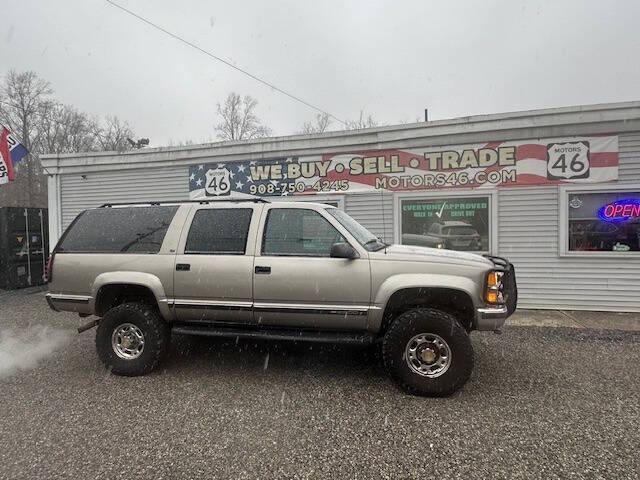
0 125 29 185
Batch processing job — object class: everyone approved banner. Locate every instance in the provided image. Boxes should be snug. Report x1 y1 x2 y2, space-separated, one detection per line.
188 135 618 198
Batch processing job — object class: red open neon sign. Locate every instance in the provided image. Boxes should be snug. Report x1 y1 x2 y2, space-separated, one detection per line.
598 199 640 222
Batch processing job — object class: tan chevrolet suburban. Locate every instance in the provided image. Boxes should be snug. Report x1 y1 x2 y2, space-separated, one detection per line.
46 199 517 396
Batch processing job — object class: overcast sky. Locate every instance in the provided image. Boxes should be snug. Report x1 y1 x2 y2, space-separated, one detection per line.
2 0 639 146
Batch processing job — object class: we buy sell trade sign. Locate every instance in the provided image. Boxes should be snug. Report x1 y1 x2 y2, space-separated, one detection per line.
189 135 618 199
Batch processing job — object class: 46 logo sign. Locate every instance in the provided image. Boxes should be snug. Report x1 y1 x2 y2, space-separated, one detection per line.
547 141 590 180
205 167 231 196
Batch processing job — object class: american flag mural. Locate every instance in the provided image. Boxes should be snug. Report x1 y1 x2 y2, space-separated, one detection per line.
188 135 618 199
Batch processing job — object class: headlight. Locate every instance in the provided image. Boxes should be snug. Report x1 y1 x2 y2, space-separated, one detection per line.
485 270 504 304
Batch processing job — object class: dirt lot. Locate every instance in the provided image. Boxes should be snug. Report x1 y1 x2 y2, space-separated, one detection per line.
0 289 639 479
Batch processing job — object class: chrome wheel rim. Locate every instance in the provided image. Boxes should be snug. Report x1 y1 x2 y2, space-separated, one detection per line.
405 333 451 378
112 323 145 360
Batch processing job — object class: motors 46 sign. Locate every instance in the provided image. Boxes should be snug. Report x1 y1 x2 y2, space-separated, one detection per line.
205 168 231 196
188 135 618 198
547 141 590 180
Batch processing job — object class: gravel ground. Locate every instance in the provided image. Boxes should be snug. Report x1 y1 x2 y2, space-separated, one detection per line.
0 290 639 480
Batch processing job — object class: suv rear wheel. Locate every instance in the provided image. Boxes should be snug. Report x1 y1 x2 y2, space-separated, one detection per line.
382 308 474 396
96 302 170 376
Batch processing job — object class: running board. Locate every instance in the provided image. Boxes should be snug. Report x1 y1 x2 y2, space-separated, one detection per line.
172 325 376 344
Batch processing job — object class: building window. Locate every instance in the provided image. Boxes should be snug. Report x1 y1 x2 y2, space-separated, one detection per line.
566 190 640 253
400 196 490 252
262 208 346 257
185 208 253 254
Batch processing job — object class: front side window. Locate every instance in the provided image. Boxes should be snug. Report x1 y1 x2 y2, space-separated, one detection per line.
401 196 489 252
59 206 178 253
567 191 640 253
185 208 253 254
263 208 346 256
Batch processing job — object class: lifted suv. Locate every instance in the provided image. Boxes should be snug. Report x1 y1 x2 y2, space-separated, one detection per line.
46 199 516 396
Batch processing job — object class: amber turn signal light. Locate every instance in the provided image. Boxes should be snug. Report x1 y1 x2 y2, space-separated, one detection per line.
485 271 503 304
486 291 499 304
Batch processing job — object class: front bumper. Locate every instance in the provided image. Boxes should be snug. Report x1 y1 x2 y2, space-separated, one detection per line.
475 305 509 331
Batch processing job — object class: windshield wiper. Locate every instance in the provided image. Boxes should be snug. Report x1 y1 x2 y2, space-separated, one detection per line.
119 222 168 252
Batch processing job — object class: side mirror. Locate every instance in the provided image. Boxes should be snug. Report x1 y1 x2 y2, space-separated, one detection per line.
330 242 359 259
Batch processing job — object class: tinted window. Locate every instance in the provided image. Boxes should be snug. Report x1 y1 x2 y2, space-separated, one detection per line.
263 208 345 256
59 206 178 253
185 208 252 254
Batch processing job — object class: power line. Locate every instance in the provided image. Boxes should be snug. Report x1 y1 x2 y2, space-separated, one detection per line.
105 0 345 125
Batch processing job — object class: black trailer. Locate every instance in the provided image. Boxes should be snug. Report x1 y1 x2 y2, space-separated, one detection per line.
0 207 49 289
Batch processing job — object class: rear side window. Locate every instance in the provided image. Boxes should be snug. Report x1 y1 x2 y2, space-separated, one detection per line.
185 208 253 254
59 206 178 253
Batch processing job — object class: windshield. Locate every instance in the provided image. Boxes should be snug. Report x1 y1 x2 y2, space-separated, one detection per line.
326 208 386 251
443 226 478 236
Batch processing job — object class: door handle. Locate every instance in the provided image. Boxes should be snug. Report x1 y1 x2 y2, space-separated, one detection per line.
176 263 191 271
255 266 271 274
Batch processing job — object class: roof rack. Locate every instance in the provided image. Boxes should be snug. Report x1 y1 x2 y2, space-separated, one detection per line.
100 198 270 207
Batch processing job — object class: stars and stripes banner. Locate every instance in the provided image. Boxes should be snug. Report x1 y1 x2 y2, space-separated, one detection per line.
0 126 29 185
188 135 618 199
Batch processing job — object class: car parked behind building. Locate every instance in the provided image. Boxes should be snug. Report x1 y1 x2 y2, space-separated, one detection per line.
402 221 483 251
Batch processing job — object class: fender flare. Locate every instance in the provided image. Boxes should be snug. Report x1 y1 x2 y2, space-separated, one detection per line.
90 271 172 320
370 274 479 331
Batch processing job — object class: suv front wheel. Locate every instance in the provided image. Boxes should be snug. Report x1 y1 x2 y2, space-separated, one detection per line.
382 308 474 396
96 302 170 376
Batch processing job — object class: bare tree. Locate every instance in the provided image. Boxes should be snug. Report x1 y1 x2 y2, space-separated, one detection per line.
345 110 379 130
0 70 53 207
397 117 423 125
0 71 139 207
215 92 271 141
39 107 136 154
299 112 332 134
299 110 382 134
167 139 196 147
93 115 135 152
38 101 98 154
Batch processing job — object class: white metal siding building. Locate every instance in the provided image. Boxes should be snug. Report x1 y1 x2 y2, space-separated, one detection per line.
42 102 640 312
